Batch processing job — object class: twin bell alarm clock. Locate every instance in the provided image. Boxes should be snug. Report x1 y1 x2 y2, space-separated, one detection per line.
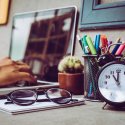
96 43 125 108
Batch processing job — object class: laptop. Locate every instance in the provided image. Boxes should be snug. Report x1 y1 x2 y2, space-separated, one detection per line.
1 6 78 92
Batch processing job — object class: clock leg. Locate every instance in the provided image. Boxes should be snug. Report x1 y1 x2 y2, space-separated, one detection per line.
102 103 108 110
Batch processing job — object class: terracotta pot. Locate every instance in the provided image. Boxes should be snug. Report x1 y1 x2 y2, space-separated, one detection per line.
58 73 84 95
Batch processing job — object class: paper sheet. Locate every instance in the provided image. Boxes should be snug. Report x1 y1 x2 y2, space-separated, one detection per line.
0 95 85 115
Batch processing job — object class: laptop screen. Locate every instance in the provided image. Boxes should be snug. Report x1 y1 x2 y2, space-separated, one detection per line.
8 6 78 89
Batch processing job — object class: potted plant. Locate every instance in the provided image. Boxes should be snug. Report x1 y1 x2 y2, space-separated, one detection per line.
58 56 84 95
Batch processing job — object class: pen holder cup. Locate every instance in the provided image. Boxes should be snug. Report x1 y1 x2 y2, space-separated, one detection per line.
83 55 100 100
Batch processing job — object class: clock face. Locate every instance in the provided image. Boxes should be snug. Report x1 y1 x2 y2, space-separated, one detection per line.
98 62 125 104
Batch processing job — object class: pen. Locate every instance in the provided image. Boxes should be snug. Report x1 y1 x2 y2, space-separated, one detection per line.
108 41 112 47
86 35 97 55
111 38 121 55
77 34 82 49
115 43 125 55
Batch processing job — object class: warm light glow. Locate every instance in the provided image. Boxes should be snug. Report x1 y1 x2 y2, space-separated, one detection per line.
0 0 10 24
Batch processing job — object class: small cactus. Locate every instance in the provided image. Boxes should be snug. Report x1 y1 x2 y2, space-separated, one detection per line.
58 56 84 73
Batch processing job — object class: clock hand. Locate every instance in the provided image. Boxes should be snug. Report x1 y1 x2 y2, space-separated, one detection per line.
112 74 117 82
112 74 120 85
116 70 120 85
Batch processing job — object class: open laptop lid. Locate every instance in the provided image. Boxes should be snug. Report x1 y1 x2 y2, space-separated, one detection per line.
1 6 78 92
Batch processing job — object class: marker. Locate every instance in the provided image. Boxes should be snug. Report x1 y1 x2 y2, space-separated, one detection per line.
101 35 108 53
81 35 90 54
76 34 90 54
94 36 97 48
115 43 125 55
86 35 97 55
101 35 108 48
94 34 100 53
111 38 121 55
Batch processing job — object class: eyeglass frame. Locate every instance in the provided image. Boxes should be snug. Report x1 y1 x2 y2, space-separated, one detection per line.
4 88 77 106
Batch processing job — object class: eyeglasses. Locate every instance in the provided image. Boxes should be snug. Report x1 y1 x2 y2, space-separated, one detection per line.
4 88 78 106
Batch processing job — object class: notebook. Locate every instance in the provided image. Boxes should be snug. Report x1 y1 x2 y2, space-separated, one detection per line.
0 95 85 115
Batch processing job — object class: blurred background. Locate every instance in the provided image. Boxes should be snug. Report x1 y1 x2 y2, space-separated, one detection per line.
0 0 125 60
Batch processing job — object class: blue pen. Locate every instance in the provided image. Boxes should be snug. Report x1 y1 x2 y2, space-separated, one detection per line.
111 38 121 55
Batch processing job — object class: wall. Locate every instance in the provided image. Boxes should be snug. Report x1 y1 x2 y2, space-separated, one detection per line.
0 0 125 60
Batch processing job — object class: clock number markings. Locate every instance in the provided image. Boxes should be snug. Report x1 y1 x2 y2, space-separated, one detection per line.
103 81 108 89
103 75 110 89
110 71 114 75
105 75 110 79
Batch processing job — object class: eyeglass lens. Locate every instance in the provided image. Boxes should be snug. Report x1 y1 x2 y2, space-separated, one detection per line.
46 88 72 104
10 90 37 106
9 88 72 106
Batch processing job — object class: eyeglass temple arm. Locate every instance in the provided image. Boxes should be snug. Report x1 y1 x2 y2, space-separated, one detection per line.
5 97 78 105
4 98 51 105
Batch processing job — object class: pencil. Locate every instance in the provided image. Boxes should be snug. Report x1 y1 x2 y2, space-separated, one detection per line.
77 34 82 48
